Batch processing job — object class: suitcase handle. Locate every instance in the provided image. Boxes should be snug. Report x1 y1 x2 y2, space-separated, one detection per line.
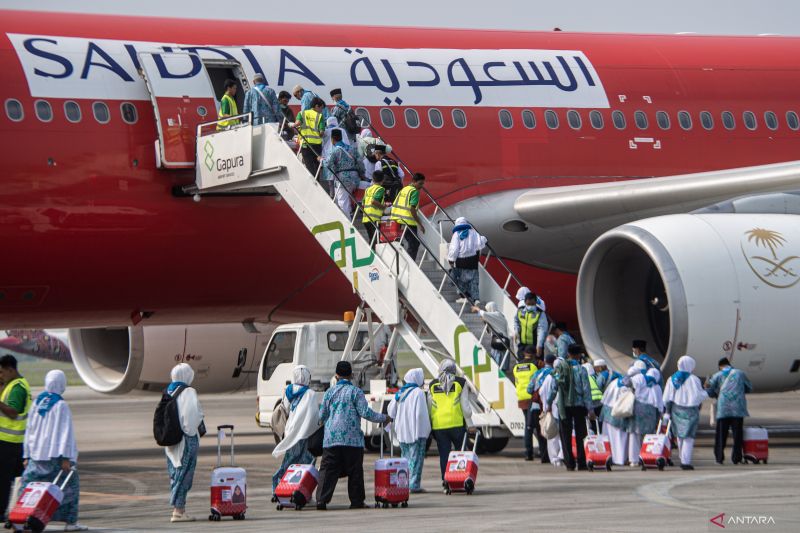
217 425 235 468
52 469 75 491
461 429 480 452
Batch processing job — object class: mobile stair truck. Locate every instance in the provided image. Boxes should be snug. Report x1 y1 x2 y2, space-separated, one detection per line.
185 114 534 453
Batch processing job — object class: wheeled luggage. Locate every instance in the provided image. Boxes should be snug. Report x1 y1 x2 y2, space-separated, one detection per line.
743 427 769 464
639 419 672 471
275 464 319 510
378 219 403 243
374 426 409 508
7 470 74 533
444 432 479 495
585 420 613 471
209 425 247 521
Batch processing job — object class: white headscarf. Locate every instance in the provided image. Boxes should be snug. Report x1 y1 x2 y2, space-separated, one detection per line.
642 368 664 411
633 360 647 371
24 370 78 462
165 364 204 468
593 359 607 368
448 217 487 262
438 359 457 394
478 302 509 338
662 355 708 408
516 287 530 308
387 368 431 444
273 365 320 457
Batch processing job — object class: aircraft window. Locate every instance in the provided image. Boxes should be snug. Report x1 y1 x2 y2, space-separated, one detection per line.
355 107 371 128
4 99 24 122
327 331 369 351
197 105 208 117
92 102 110 124
764 111 778 130
722 111 735 130
34 100 53 123
678 110 692 130
611 110 626 130
499 109 513 129
743 111 757 130
589 110 604 129
545 110 559 129
567 110 582 130
64 101 81 123
452 108 467 129
120 102 138 124
261 331 297 381
787 111 800 131
656 111 670 130
380 108 395 128
403 108 419 128
521 110 536 129
428 108 444 128
634 110 648 130
700 111 714 130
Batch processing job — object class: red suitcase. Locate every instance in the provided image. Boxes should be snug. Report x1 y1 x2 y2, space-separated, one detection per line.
743 427 769 464
585 421 613 471
7 470 73 533
639 419 672 471
275 464 319 510
209 425 247 521
378 219 403 243
444 432 479 495
374 427 409 508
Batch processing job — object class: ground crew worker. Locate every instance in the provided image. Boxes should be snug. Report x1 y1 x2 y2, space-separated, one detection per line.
514 292 549 357
217 79 239 130
0 355 32 519
513 347 539 461
584 363 604 430
427 359 474 491
294 97 326 185
391 173 426 261
362 170 386 245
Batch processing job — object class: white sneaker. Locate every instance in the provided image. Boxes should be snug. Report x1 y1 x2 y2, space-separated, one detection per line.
170 512 196 523
455 297 468 304
65 525 89 532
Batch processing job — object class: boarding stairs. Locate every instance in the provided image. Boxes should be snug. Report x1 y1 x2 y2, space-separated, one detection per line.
191 116 528 438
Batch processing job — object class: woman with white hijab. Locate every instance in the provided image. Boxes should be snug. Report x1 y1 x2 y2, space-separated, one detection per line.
22 370 87 531
164 363 204 523
387 368 431 493
600 371 631 466
271 365 319 494
663 356 708 470
535 354 563 466
623 362 660 466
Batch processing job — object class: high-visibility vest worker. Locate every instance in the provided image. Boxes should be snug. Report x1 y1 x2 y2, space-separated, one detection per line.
0 376 31 444
512 361 538 404
362 183 385 223
297 108 323 147
217 93 240 130
517 309 541 346
589 374 602 402
429 378 465 430
391 184 419 226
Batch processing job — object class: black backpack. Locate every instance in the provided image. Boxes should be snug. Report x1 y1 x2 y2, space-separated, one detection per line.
340 105 360 135
153 385 186 446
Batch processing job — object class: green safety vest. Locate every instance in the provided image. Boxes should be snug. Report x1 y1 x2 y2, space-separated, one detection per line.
0 377 31 444
298 109 323 145
589 375 602 402
362 184 385 223
430 379 464 430
391 185 418 226
217 93 239 129
517 309 541 346
513 362 538 402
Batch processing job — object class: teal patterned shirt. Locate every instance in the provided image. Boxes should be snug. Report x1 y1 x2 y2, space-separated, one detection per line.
707 367 752 419
319 379 386 448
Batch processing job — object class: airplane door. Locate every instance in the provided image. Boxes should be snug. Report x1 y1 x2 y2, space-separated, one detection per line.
138 52 217 168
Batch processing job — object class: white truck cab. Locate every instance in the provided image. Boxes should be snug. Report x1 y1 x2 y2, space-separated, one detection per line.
256 319 393 448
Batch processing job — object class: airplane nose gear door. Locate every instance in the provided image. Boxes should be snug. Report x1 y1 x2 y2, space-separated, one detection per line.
138 52 217 168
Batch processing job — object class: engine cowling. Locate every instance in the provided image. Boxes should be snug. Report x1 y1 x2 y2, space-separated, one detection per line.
577 214 800 392
69 323 274 394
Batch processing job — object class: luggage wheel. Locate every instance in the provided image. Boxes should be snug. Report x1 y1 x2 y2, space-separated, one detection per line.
401 501 408 508
382 502 389 509
657 458 666 471
208 511 221 522
587 461 594 472
391 503 398 508
276 504 284 511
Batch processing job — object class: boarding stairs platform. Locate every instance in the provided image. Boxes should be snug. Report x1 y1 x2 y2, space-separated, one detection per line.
191 116 527 438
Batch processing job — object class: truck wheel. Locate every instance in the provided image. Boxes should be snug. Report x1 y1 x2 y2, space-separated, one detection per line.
477 436 509 454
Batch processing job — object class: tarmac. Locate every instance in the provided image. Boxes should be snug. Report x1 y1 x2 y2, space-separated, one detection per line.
32 387 800 532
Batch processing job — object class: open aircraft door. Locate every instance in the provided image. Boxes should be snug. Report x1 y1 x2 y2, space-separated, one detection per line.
138 52 218 168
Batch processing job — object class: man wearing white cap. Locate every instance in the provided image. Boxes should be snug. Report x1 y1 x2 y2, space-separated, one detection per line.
293 84 329 120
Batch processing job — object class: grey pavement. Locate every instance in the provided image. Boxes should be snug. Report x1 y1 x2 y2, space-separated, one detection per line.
38 388 800 532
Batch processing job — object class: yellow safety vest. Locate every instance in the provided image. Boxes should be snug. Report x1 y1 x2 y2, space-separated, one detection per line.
391 185 418 226
517 309 541 346
0 377 31 444
217 93 239 129
362 184 385 223
298 109 323 146
430 380 464 430
513 362 538 402
589 375 602 402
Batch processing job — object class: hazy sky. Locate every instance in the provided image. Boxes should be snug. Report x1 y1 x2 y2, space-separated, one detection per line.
4 0 800 36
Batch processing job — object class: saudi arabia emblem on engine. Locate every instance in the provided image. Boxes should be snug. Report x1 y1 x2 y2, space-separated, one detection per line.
741 228 800 289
